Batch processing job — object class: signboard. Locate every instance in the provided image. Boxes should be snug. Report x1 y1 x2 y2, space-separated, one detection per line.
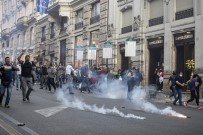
88 46 97 60
147 37 164 48
125 38 136 57
76 46 84 60
103 40 112 58
174 32 194 46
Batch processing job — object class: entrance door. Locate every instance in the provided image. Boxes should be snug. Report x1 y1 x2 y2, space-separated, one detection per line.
121 52 129 71
176 45 194 82
60 40 66 66
149 47 164 84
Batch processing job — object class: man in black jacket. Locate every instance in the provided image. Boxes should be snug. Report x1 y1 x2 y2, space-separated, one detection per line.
0 57 18 108
19 55 34 102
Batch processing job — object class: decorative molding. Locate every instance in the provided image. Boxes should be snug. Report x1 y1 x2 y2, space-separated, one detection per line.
133 15 141 31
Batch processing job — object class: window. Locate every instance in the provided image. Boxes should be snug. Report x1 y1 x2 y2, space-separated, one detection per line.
122 8 132 28
50 22 56 38
176 0 193 12
149 0 163 19
76 9 83 23
41 26 46 42
6 40 9 48
60 17 68 32
91 2 100 17
23 31 26 46
30 27 34 45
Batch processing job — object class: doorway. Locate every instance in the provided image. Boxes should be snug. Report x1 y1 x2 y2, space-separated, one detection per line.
176 44 194 82
148 47 164 84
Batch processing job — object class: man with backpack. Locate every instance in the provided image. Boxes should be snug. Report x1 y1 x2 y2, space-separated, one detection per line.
0 57 19 108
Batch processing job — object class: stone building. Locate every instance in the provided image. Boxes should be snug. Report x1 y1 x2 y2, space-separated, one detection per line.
0 0 203 94
0 0 37 62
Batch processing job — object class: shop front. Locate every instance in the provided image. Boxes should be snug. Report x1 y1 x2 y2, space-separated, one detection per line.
174 31 195 83
147 37 164 85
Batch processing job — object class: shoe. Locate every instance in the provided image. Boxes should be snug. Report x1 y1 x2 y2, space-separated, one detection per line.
184 102 188 107
26 96 30 101
5 105 10 108
69 92 74 95
40 87 43 89
173 102 176 105
23 98 26 102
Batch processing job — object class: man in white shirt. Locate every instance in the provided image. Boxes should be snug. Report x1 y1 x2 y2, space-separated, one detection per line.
66 64 74 75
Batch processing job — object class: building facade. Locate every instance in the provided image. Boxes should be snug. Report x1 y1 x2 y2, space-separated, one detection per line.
0 0 203 92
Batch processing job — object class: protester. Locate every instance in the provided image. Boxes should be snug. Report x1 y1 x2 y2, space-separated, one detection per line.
18 55 34 102
173 72 184 106
47 64 57 92
0 57 19 108
168 71 177 98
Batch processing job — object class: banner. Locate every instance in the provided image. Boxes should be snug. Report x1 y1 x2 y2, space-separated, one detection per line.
125 39 136 57
76 47 84 60
103 41 112 59
88 47 97 60
36 0 49 14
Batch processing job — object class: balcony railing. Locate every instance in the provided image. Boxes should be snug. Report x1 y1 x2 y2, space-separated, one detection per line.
50 33 55 39
149 16 164 27
1 28 10 39
175 8 194 20
75 21 83 30
41 36 46 42
121 25 132 34
90 15 100 25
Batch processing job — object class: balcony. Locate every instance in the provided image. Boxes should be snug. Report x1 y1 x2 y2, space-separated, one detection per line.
75 21 83 30
175 8 194 20
16 16 28 30
121 25 132 34
90 15 100 25
48 0 71 16
1 28 10 39
41 37 46 42
149 16 164 27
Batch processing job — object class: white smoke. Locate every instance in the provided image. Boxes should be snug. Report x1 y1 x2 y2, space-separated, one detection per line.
56 89 145 120
97 79 127 99
97 79 187 118
130 87 187 117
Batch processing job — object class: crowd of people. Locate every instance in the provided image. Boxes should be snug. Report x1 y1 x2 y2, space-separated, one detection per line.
0 54 202 109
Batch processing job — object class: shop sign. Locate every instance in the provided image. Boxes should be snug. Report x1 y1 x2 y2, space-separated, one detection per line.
148 37 164 48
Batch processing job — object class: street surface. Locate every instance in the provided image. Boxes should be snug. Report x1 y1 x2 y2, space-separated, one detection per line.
0 84 203 135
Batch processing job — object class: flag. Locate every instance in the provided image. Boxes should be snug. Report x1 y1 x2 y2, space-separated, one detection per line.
88 47 97 60
36 0 49 14
103 41 112 58
125 39 136 57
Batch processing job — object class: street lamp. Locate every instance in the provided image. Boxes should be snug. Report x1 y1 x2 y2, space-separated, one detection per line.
164 0 170 5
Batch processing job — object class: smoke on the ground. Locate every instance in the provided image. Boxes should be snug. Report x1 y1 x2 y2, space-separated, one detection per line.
56 88 145 120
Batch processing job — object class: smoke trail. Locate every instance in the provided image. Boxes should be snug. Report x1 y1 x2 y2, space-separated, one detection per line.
96 78 187 118
130 87 187 118
56 89 145 120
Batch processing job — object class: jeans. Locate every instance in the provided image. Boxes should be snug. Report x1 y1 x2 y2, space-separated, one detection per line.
187 90 199 106
0 83 12 105
47 77 56 91
16 75 21 89
57 76 63 88
173 88 182 105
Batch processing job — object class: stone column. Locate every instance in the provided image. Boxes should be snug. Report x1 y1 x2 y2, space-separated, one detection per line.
194 0 203 98
163 1 174 94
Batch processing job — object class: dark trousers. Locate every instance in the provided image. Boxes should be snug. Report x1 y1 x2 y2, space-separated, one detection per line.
187 90 199 106
47 77 56 91
173 88 182 105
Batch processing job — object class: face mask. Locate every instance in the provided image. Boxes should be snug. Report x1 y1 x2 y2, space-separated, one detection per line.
180 74 182 77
